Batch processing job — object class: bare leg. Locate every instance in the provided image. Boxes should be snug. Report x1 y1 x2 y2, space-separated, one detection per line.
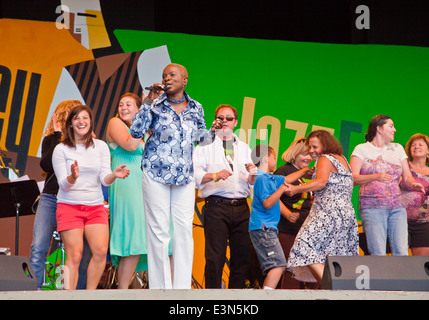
60 228 84 290
118 255 140 289
307 263 324 285
85 224 109 290
263 267 285 289
169 255 174 285
411 247 429 256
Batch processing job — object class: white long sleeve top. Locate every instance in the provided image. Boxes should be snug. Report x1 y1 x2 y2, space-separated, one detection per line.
193 134 253 199
52 139 113 206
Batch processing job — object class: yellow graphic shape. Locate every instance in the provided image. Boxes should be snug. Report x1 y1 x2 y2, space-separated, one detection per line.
0 19 93 155
86 10 111 50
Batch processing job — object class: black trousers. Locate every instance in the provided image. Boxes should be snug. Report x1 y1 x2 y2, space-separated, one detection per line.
203 196 251 288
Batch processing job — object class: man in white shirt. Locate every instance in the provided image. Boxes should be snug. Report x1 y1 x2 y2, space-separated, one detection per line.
193 104 257 288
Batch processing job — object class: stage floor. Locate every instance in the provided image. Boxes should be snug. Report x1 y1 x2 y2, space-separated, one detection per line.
1 288 428 300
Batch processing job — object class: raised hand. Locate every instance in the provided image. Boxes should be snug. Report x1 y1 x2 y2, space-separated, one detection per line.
245 163 257 175
53 113 61 132
211 118 223 132
216 169 232 181
71 160 79 179
114 164 130 179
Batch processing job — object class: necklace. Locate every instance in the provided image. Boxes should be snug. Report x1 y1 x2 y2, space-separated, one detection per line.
167 95 186 104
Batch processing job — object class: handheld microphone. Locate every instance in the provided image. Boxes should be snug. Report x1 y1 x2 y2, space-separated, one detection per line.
144 85 170 91
144 86 164 91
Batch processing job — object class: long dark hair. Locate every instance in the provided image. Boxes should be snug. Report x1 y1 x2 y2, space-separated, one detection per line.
62 105 95 148
365 115 392 142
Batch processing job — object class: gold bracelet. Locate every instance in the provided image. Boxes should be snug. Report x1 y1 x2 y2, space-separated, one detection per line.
213 172 218 182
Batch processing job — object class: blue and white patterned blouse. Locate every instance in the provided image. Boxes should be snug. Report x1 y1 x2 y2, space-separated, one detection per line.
130 92 215 186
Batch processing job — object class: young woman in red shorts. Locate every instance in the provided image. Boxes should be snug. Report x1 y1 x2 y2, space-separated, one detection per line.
52 105 129 290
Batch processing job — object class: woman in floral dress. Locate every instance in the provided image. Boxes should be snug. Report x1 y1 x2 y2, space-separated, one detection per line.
285 130 359 284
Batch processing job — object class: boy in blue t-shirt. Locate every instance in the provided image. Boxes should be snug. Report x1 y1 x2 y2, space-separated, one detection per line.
249 144 288 290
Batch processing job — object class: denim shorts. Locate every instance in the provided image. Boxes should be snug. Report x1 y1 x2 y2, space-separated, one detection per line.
249 227 287 275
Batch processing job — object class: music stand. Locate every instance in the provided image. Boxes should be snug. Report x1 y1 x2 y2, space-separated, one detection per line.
0 180 40 255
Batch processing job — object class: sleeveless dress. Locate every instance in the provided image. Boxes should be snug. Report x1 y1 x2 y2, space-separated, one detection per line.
108 132 148 271
287 154 359 283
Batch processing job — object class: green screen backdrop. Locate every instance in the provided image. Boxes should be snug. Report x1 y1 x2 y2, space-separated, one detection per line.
114 30 429 218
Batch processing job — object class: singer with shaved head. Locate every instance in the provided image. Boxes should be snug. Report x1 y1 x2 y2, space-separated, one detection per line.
131 63 222 289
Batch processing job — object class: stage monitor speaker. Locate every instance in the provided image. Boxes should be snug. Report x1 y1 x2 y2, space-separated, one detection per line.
321 256 429 291
0 256 37 291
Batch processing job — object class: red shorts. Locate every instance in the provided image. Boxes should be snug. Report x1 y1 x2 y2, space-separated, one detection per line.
56 203 108 232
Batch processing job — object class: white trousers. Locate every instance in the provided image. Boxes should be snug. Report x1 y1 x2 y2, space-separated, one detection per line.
142 169 195 289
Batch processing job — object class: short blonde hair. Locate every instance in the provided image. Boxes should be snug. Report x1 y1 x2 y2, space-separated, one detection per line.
281 138 308 163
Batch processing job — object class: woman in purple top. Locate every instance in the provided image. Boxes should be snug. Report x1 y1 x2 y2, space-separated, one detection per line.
400 133 429 256
350 115 424 256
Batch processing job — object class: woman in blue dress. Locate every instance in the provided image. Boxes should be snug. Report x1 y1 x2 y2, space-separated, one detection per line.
107 93 148 289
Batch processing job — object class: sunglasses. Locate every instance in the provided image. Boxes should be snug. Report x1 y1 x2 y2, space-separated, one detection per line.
216 116 235 121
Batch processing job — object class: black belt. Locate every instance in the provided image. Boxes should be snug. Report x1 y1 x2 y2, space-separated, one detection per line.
206 195 247 206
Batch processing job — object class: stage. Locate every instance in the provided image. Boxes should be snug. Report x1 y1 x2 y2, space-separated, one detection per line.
1 288 428 300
